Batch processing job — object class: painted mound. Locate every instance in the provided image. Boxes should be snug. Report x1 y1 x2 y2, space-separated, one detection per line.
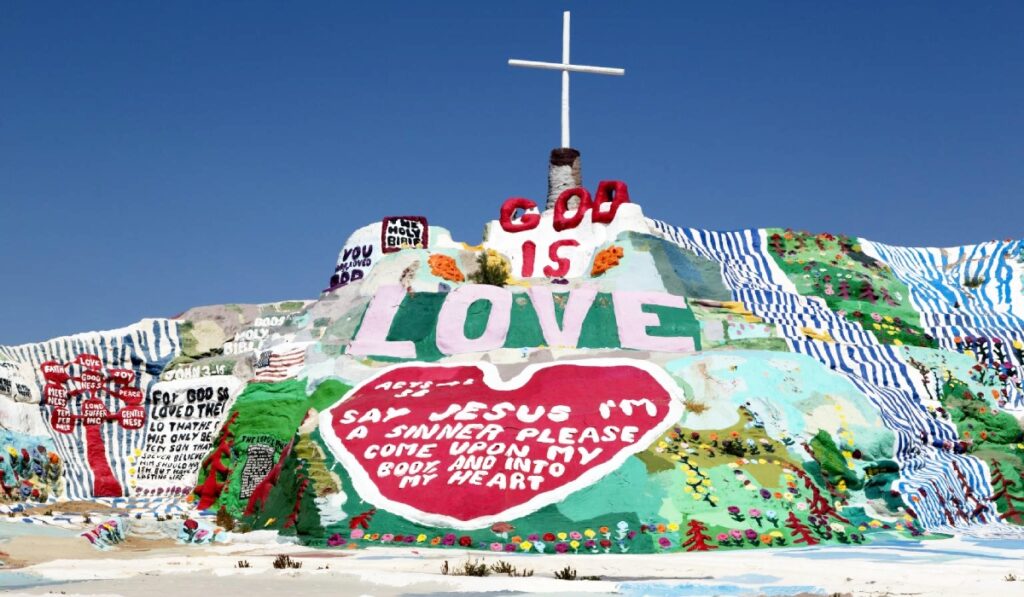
2 184 1023 555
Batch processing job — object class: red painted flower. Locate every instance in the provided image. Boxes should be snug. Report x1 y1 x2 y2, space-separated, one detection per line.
458 536 472 547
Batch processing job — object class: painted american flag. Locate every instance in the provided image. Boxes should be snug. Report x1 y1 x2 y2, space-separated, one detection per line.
252 346 306 382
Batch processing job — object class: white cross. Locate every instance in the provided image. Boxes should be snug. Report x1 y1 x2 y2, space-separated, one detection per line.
509 11 625 148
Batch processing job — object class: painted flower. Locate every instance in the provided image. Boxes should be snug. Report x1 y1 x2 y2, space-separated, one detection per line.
490 542 503 551
760 534 773 545
570 540 580 551
458 536 473 547
555 542 569 553
759 489 772 500
584 539 597 549
416 533 427 543
717 533 729 542
744 529 758 540
748 508 762 518
569 531 582 540
527 533 539 541
511 535 522 544
380 533 394 543
667 522 679 532
327 533 346 547
829 523 846 534
556 532 568 541
504 543 516 552
583 529 596 539
729 529 743 540
519 540 533 551
658 537 672 549
430 536 441 545
543 532 556 542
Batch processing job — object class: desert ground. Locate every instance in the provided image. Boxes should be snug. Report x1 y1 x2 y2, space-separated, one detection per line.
2 518 1023 597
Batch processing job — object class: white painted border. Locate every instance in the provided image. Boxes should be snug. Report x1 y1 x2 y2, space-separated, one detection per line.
318 358 684 530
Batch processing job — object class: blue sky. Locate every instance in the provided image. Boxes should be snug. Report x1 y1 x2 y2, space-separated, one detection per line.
2 1 1022 344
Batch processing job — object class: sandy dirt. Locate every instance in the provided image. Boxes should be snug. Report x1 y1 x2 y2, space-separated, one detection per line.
2 529 1023 596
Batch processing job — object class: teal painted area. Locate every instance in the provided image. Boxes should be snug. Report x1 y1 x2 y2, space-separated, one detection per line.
555 457 662 521
665 351 892 449
630 233 732 301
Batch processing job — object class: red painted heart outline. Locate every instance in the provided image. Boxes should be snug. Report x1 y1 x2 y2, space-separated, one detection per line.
319 358 683 529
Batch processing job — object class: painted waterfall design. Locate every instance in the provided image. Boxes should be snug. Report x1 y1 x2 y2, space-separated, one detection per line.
649 220 1005 530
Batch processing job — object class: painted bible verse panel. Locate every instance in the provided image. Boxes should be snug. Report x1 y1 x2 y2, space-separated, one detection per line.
132 376 243 496
319 359 683 529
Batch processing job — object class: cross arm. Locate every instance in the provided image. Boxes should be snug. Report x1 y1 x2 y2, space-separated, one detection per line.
508 59 625 76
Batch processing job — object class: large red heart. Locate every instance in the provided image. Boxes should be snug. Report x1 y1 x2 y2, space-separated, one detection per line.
319 359 683 529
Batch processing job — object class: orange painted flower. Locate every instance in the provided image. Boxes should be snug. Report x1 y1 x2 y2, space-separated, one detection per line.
591 245 624 276
429 254 464 282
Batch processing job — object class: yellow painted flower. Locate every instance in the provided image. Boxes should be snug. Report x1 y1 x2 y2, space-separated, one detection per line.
667 522 679 532
557 532 568 540
584 528 596 539
520 540 532 551
570 540 580 549
417 534 427 543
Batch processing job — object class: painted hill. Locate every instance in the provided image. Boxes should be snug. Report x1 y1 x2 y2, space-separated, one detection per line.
3 184 1023 555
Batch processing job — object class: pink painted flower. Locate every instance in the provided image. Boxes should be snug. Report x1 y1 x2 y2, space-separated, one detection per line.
350 529 365 539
